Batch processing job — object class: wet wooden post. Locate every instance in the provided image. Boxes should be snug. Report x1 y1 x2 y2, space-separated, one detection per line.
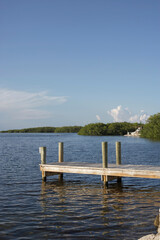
116 141 122 183
102 142 108 186
58 142 63 181
39 147 46 182
154 208 160 233
158 208 160 233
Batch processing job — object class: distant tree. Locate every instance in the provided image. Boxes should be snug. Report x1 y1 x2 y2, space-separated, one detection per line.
107 122 139 135
78 123 108 136
0 122 143 136
140 113 160 140
78 122 142 136
0 126 82 133
55 126 82 133
0 127 56 133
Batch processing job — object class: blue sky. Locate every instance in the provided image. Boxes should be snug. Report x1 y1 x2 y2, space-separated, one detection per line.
0 0 160 130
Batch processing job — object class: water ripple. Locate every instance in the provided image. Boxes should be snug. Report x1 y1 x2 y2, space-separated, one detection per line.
0 133 160 239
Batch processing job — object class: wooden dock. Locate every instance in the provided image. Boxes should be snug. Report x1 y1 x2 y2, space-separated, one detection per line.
39 142 160 184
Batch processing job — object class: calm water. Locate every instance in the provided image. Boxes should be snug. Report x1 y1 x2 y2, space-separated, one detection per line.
0 133 160 240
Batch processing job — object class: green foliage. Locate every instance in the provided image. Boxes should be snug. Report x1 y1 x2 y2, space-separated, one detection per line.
107 122 140 135
54 126 82 133
0 126 82 133
140 113 160 140
78 123 108 136
78 122 142 136
0 127 56 133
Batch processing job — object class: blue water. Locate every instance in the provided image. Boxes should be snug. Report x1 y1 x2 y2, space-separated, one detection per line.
0 133 160 239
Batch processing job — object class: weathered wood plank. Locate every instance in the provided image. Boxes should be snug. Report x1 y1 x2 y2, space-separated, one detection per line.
116 142 121 165
40 162 160 179
116 141 122 183
58 142 63 181
102 142 108 185
39 147 46 181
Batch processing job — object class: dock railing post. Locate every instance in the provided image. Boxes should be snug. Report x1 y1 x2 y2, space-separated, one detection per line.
58 142 63 181
39 147 46 182
102 142 108 185
116 141 121 183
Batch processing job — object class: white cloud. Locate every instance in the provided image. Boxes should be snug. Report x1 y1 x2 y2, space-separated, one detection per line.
107 105 130 122
96 115 101 121
108 105 149 123
139 113 149 122
0 88 67 120
129 114 139 122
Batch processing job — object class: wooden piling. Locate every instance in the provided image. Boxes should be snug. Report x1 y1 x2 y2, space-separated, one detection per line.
116 142 121 183
102 142 108 185
154 208 160 233
116 142 121 165
39 147 46 182
58 142 64 181
158 208 160 233
59 142 63 163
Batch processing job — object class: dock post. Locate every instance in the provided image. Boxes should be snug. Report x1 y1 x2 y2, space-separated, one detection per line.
154 208 160 233
58 142 63 181
116 142 121 183
158 208 160 233
102 142 108 186
39 147 46 182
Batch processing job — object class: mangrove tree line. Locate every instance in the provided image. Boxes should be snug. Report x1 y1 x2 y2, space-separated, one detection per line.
78 122 142 136
140 113 160 140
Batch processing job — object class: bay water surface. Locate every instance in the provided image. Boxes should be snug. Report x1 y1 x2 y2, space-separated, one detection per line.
0 133 160 239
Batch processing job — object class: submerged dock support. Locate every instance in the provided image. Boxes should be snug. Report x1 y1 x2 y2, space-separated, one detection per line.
102 142 108 186
39 147 46 182
58 142 64 181
116 141 122 183
158 208 160 233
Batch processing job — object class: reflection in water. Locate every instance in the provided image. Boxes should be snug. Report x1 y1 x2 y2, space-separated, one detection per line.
40 179 160 239
1 133 160 239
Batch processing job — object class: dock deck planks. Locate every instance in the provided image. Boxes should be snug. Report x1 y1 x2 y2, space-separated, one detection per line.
40 162 160 179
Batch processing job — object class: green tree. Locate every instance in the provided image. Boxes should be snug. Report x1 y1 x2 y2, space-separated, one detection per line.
141 113 160 140
55 126 82 133
78 123 108 136
78 122 142 136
